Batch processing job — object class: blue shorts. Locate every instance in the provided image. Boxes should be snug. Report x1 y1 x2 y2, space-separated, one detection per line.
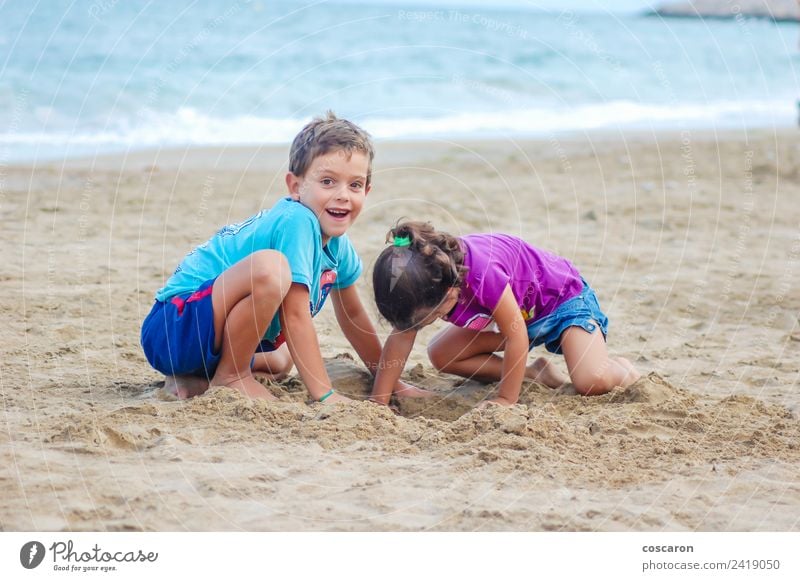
141 278 220 378
140 278 282 379
526 280 609 355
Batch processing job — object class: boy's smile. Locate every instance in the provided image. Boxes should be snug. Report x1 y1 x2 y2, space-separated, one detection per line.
286 149 370 244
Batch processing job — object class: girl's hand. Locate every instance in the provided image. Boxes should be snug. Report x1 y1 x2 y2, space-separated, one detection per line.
394 381 436 399
477 396 515 409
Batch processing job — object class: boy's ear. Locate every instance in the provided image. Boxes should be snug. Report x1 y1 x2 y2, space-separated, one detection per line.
285 172 301 200
364 183 371 196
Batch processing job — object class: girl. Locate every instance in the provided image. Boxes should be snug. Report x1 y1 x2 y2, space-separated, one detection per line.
370 221 641 407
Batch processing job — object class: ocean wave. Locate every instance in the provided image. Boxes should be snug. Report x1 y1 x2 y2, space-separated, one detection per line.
0 100 795 151
364 100 795 138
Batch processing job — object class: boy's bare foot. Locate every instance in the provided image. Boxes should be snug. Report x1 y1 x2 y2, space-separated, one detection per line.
210 373 277 400
615 357 642 387
164 375 210 399
525 357 568 388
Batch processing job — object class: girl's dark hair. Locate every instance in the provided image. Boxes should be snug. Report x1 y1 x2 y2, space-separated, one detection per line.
372 221 467 331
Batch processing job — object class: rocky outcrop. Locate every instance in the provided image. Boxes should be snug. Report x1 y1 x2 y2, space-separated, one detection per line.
652 0 799 21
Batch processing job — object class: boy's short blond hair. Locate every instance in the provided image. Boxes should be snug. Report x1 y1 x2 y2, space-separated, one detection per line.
289 111 375 186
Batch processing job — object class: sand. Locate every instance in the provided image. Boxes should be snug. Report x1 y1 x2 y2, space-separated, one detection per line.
1 129 799 531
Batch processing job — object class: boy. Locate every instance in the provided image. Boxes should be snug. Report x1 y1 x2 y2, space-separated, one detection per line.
141 112 413 403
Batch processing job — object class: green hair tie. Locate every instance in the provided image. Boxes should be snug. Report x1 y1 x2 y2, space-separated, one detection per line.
393 235 411 247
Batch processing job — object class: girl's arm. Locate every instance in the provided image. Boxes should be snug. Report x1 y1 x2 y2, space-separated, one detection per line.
370 328 417 406
333 286 433 401
487 284 529 406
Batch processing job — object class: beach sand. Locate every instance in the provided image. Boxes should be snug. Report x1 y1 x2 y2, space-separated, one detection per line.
2 129 799 531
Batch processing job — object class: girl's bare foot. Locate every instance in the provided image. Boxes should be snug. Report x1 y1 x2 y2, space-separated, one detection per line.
477 396 515 409
164 375 210 399
210 373 277 400
393 381 436 399
525 357 569 388
615 357 642 387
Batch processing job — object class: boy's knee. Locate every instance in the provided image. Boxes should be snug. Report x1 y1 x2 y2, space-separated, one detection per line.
250 251 291 298
252 348 293 379
272 346 293 371
273 354 294 379
262 356 293 381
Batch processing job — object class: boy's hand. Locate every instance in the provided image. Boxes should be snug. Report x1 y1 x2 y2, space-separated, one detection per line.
394 381 435 399
320 391 351 404
477 396 516 409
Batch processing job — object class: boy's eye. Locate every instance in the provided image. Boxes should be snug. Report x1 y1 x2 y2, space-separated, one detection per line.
321 178 334 186
351 182 363 189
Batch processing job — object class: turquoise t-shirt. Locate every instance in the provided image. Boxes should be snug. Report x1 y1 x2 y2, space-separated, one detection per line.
155 197 362 343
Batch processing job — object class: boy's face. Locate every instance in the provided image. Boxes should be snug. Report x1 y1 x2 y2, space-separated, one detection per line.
286 149 371 244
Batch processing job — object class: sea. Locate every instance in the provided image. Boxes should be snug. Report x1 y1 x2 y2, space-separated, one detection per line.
1 0 798 161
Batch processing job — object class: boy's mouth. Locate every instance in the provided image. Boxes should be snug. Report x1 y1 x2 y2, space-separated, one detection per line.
326 208 350 220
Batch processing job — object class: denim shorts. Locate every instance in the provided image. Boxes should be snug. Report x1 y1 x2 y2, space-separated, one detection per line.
526 280 609 355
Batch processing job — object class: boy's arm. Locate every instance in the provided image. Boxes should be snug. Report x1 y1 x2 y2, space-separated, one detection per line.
486 284 529 406
331 285 382 375
279 283 342 402
370 328 417 405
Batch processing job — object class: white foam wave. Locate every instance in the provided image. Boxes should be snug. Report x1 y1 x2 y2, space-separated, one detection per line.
0 100 795 151
366 100 796 138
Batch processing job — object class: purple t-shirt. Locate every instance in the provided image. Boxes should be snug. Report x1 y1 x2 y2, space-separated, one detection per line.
445 234 584 331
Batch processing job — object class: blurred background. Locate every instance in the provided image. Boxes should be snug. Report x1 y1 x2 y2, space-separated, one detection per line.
0 0 797 160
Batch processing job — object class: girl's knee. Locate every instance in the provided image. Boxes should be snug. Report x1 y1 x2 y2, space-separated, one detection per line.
571 369 616 396
427 341 453 372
